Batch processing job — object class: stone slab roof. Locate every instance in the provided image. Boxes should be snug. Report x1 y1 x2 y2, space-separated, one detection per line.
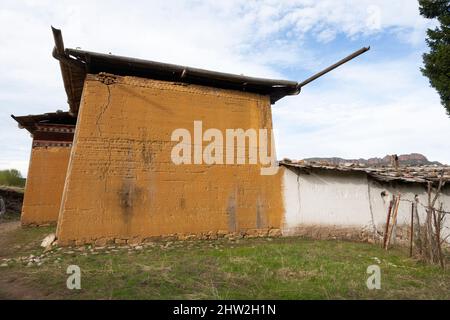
280 159 450 185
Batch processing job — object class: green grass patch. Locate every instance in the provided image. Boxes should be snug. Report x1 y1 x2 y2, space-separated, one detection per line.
0 226 449 299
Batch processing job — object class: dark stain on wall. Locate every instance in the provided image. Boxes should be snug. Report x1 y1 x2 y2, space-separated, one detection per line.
227 192 237 232
0 187 23 214
256 197 267 229
119 179 135 219
141 142 152 165
118 146 141 227
139 128 153 166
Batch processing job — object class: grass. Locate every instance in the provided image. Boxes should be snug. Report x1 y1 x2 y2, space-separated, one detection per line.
0 212 21 223
0 225 449 299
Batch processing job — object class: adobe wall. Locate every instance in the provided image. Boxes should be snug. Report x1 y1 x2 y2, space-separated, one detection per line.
282 167 372 232
281 167 450 244
21 146 71 226
57 74 284 245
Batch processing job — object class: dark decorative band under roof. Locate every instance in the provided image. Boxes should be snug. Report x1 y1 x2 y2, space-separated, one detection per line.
51 28 300 114
32 141 72 148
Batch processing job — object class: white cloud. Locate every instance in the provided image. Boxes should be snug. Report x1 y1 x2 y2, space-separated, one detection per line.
273 53 450 164
229 0 434 45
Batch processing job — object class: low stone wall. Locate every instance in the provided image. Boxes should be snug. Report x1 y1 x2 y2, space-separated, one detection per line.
0 186 24 214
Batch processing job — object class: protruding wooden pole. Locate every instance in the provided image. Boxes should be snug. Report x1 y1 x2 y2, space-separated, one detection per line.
298 47 370 88
386 195 401 250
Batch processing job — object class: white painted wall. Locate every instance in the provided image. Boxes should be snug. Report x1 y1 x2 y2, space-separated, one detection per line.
282 167 450 241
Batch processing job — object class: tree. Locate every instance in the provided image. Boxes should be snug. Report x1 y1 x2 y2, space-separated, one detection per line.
418 0 450 115
0 169 25 187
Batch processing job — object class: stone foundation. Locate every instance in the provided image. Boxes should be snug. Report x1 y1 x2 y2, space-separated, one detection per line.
282 224 413 246
22 222 57 228
56 228 282 246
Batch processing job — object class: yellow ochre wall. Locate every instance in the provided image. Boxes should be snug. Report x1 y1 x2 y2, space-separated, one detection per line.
21 146 71 226
56 74 284 245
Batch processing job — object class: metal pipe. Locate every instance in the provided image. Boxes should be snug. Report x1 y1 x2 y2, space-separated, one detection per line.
298 46 370 88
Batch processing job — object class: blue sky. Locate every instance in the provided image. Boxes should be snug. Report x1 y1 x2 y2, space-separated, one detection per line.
0 0 449 176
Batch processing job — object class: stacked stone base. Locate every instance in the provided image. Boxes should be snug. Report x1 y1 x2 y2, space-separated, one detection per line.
283 224 415 246
22 221 57 228
283 225 374 242
57 228 283 246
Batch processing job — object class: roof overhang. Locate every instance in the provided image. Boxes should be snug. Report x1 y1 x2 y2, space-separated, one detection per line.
51 27 300 114
279 160 450 186
11 111 77 134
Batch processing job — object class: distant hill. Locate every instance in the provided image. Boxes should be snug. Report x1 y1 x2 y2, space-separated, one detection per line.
303 153 443 167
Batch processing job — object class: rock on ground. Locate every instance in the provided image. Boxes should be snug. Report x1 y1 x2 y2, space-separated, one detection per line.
40 233 56 248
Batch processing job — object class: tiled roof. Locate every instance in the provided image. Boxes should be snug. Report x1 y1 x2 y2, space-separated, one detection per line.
280 159 450 185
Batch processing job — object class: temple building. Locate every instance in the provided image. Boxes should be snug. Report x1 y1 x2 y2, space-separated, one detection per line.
16 28 444 247
12 28 300 245
11 112 75 226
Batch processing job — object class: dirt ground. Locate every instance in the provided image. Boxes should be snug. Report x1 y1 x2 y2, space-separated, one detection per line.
0 221 449 300
0 221 50 299
0 221 20 234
